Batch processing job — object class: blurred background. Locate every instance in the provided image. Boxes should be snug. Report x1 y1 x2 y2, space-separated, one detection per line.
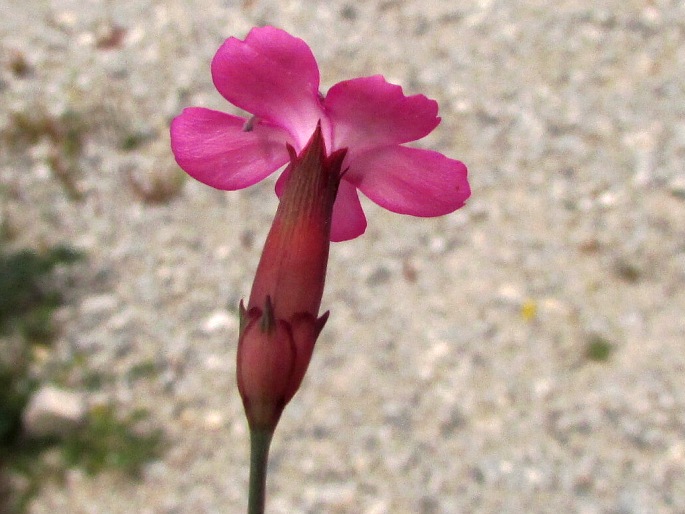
1 0 684 512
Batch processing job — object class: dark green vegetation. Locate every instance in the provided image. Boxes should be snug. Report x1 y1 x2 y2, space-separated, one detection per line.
0 244 163 513
585 335 614 362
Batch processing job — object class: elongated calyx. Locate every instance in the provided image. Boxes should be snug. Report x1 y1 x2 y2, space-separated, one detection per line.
237 126 345 431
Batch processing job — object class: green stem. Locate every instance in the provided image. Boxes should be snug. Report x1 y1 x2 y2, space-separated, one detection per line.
248 428 273 514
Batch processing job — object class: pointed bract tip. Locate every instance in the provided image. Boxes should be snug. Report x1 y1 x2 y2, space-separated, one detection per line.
238 299 248 336
316 311 330 334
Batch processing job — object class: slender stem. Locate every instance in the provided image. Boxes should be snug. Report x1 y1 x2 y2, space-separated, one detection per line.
248 428 273 514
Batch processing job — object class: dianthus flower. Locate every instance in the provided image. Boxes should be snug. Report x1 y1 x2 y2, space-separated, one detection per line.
171 26 470 241
171 26 473 514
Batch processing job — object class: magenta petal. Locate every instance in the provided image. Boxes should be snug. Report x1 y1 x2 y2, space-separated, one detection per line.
325 75 440 153
211 26 324 150
348 146 470 216
273 163 291 198
330 180 367 242
170 107 290 190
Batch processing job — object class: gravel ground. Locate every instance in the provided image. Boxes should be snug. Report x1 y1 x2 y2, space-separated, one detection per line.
2 0 685 513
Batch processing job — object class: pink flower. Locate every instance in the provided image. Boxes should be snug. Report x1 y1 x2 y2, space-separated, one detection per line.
171 26 470 241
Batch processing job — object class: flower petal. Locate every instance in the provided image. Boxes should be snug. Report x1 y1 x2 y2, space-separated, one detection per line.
347 145 470 216
171 107 290 190
325 75 440 153
330 180 367 241
273 162 291 197
211 26 324 149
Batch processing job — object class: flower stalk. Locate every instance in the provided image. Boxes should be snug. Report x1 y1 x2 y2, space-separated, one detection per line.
247 428 272 514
